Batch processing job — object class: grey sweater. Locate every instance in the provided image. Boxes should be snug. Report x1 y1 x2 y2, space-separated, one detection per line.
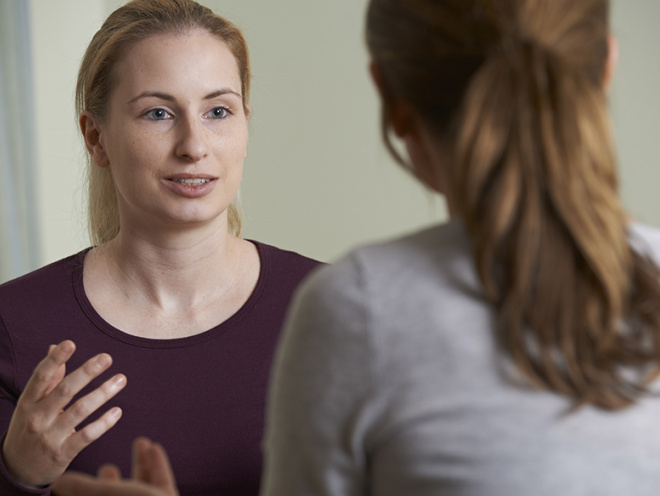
261 220 660 496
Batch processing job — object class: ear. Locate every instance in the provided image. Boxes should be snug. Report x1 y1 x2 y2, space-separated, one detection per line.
369 61 414 137
80 112 110 167
603 34 618 90
369 61 387 100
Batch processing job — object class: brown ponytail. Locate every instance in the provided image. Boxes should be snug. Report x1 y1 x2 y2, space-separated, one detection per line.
367 0 660 409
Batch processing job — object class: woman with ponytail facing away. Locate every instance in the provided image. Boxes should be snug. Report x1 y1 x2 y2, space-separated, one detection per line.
260 0 660 494
53 0 660 495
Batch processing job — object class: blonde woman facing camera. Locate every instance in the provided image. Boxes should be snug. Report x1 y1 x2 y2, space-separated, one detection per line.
55 0 660 495
0 1 319 495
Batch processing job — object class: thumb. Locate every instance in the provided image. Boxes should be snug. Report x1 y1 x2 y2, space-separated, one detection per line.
131 438 178 495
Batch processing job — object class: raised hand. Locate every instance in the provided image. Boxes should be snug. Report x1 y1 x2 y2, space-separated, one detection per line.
2 340 127 488
52 437 179 496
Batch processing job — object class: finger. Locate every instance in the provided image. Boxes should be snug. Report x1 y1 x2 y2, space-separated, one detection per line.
41 352 114 413
64 405 124 457
21 340 76 403
98 464 122 481
52 472 109 496
54 373 127 438
131 437 152 481
44 348 66 397
147 443 178 494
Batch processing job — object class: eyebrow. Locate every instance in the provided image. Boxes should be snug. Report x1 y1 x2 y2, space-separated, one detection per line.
126 88 242 104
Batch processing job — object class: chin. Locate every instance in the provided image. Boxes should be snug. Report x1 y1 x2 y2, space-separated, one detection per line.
167 209 229 229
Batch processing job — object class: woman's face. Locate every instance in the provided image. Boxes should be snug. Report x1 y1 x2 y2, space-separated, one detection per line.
94 31 248 234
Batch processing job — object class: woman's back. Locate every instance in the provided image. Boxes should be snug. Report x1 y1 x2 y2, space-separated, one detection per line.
263 220 660 495
261 0 660 494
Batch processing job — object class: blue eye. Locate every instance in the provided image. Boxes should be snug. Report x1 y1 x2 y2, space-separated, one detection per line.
144 108 172 120
209 107 230 119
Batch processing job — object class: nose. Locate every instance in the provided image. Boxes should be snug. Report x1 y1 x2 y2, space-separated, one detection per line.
175 115 208 163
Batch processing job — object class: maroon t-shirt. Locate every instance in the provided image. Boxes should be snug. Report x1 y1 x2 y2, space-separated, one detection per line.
0 242 320 496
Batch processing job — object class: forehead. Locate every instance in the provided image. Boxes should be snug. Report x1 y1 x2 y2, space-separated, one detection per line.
112 31 241 97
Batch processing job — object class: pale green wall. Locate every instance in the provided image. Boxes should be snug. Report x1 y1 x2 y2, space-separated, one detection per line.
27 0 660 266
610 1 660 226
29 0 106 265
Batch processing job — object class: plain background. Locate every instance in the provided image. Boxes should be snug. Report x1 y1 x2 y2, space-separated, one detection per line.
26 0 660 267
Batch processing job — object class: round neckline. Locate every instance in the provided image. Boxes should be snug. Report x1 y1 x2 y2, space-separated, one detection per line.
71 240 270 348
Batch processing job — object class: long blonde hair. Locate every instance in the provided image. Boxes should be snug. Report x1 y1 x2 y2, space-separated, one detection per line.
367 0 660 409
76 0 250 245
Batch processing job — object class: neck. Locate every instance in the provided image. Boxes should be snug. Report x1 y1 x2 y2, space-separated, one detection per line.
90 219 242 308
82 214 261 340
413 123 460 218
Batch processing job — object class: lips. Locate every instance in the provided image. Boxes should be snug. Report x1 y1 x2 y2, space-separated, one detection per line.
164 174 218 198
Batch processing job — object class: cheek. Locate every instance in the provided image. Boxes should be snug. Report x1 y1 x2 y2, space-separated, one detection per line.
107 141 160 197
404 137 426 176
109 132 160 169
218 128 249 165
223 140 246 195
